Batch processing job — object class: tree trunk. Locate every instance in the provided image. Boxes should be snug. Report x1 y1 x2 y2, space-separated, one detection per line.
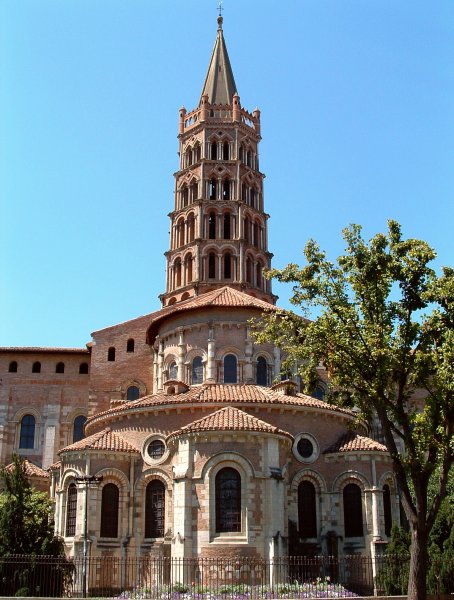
407 523 429 600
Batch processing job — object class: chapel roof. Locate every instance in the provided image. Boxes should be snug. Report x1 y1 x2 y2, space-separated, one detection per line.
167 406 293 441
5 458 49 479
59 428 139 455
324 431 388 454
146 286 276 341
85 383 355 433
200 16 237 105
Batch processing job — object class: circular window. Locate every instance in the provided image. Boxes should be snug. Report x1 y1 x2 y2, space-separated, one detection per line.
147 439 165 459
297 437 313 459
142 436 169 465
293 433 319 463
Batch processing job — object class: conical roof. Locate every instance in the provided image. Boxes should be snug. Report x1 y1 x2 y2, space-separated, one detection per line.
200 16 237 105
167 406 293 441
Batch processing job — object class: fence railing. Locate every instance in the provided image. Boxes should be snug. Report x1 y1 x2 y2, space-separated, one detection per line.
0 554 452 598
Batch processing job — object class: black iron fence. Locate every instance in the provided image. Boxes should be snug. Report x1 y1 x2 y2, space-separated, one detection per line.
0 554 453 598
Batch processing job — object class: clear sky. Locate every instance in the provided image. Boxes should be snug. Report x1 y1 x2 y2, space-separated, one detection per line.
1 0 453 348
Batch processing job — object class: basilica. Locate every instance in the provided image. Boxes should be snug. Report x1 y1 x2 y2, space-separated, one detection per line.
0 16 398 566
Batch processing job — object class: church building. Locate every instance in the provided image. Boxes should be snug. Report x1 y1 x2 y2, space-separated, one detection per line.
0 16 398 566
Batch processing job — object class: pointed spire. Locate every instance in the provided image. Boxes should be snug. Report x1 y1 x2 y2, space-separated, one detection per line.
200 15 237 105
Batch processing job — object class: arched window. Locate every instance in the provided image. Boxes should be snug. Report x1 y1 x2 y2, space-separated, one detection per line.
192 356 203 384
256 263 263 289
224 253 232 279
239 145 244 163
79 362 89 374
185 253 193 283
211 141 217 160
224 354 237 383
250 189 256 209
256 356 267 386
383 484 392 537
223 213 231 239
32 361 41 373
145 480 165 538
312 384 326 400
215 467 241 532
208 212 216 239
56 362 65 373
168 361 177 380
223 179 230 200
100 483 119 538
174 258 182 287
127 385 140 401
190 181 198 203
246 150 251 167
187 213 195 242
8 361 18 373
242 184 247 202
182 187 189 208
126 338 135 353
298 481 317 538
343 483 363 537
223 141 229 160
246 257 252 284
209 179 217 200
107 347 115 362
65 483 77 537
186 147 193 167
73 415 87 443
19 414 35 449
194 143 201 162
208 253 216 279
177 218 185 247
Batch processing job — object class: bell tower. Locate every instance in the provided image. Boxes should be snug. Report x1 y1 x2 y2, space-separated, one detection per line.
160 16 276 307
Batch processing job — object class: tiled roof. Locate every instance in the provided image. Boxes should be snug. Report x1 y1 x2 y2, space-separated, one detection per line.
5 458 49 479
167 406 293 441
85 383 355 433
48 461 61 471
0 347 89 354
172 287 275 311
59 428 139 455
324 432 388 454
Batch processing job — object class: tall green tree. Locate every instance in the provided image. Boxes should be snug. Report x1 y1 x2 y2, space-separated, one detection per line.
253 221 454 600
0 454 63 556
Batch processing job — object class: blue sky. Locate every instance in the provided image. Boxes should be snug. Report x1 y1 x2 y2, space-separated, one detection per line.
1 0 453 348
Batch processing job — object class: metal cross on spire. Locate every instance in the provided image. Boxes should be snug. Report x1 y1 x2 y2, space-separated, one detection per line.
217 1 224 17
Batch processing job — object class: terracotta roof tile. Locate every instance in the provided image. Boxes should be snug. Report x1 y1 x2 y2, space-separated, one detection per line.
48 461 61 471
0 347 89 354
59 428 139 455
86 383 354 434
167 406 293 441
324 432 388 454
5 458 49 479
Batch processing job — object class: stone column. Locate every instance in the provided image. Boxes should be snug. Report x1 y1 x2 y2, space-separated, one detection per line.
172 437 193 567
244 326 253 382
178 330 186 382
207 326 216 382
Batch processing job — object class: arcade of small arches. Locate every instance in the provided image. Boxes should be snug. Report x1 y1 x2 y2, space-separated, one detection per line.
177 178 263 211
181 138 259 172
162 353 272 386
167 250 269 293
171 210 266 251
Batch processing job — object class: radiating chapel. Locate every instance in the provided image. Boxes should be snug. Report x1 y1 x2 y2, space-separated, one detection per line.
0 16 399 563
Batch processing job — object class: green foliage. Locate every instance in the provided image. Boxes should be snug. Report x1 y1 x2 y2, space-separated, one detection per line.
253 221 454 599
375 526 411 594
0 454 64 557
